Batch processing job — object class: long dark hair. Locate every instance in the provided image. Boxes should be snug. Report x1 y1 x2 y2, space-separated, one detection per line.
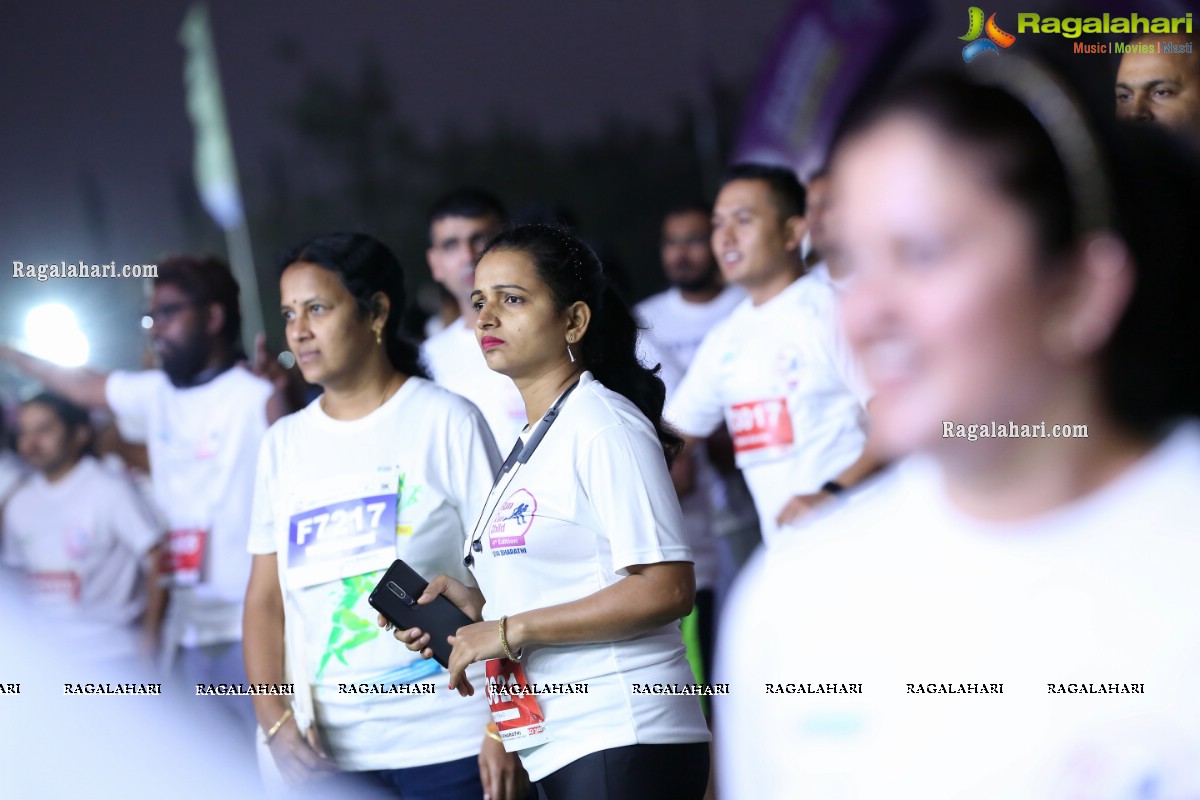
834 64 1200 436
483 224 683 463
277 232 428 379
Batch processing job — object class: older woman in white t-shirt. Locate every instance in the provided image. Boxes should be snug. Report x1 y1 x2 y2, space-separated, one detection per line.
387 224 711 800
717 62 1200 798
243 232 527 799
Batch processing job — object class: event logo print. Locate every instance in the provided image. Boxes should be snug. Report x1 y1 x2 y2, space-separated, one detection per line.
488 488 537 551
960 7 1016 62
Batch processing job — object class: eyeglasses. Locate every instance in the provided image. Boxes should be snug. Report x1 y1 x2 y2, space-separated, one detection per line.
143 302 194 326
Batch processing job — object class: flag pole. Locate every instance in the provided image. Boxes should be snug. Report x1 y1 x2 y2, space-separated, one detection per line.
180 3 263 357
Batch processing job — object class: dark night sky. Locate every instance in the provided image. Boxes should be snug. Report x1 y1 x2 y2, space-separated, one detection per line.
0 0 797 379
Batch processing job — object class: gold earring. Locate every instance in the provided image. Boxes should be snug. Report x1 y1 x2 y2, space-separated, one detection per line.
374 328 383 345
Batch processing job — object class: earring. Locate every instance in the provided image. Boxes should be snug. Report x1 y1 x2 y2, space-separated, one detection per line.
567 336 576 364
374 328 383 346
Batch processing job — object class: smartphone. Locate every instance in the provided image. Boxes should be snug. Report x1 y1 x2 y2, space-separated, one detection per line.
368 560 474 669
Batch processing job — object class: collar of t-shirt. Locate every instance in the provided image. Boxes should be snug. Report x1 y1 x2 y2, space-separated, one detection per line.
168 358 239 389
27 454 99 495
308 375 421 433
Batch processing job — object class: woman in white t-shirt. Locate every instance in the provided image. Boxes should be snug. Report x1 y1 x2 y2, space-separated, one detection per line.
717 60 1200 798
243 232 527 798
388 224 711 799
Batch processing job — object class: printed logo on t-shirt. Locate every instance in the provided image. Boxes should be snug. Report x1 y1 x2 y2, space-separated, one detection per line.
194 424 222 460
488 488 536 557
776 346 804 392
62 526 93 559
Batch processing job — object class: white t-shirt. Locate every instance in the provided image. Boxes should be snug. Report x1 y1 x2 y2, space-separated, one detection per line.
2 455 161 660
467 371 711 782
248 377 499 771
717 422 1200 799
665 272 870 544
106 366 271 647
422 321 528 454
636 285 746 368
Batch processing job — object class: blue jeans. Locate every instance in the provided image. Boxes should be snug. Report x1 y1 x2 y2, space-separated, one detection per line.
370 756 483 800
302 755 483 800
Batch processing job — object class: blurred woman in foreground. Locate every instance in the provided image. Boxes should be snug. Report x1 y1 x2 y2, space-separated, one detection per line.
718 59 1200 798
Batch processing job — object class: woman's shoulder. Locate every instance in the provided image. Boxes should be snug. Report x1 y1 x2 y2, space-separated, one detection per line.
567 373 661 451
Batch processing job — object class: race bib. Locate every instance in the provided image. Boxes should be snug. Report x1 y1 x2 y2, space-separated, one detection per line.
159 528 208 587
286 494 396 589
730 397 795 465
30 571 81 608
486 658 552 752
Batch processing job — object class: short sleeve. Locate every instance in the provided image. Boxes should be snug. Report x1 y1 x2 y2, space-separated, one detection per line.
579 421 691 574
663 326 728 438
105 370 165 429
105 473 163 556
247 432 280 555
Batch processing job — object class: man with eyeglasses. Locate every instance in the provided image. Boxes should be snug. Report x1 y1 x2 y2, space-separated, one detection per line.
0 254 277 737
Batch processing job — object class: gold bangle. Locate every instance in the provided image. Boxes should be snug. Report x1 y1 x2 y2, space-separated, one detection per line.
265 706 293 743
498 615 521 663
485 722 503 743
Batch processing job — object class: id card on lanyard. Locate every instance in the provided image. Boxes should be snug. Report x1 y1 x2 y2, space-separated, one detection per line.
286 472 399 589
486 657 552 751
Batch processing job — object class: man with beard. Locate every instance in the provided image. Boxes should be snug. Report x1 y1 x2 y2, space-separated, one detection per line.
0 255 275 735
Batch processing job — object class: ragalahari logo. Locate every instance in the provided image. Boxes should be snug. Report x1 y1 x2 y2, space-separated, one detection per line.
961 7 1017 62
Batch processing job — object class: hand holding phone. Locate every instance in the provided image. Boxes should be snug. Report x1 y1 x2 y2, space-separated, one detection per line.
369 560 474 669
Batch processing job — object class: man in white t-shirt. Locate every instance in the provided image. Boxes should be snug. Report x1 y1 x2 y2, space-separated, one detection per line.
0 255 281 730
420 188 528 452
665 164 880 545
2 393 163 661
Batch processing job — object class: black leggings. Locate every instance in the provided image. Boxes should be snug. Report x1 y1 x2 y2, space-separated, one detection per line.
536 742 710 800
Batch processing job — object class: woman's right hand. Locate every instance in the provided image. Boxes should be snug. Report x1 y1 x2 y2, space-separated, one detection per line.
377 574 484 659
267 715 339 786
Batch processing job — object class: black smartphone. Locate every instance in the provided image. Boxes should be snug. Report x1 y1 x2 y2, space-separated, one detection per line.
369 559 474 669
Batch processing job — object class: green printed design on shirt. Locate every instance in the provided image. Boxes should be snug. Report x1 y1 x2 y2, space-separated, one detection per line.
315 571 382 681
395 473 422 533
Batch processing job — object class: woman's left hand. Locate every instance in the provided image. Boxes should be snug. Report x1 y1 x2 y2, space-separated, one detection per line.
446 619 509 697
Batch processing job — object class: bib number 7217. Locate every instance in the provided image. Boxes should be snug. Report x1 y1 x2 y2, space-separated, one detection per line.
730 397 795 454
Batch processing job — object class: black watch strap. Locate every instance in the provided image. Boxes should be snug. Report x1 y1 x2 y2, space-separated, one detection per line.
820 480 846 496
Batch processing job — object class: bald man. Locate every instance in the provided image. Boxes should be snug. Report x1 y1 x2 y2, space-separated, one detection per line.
1116 33 1200 141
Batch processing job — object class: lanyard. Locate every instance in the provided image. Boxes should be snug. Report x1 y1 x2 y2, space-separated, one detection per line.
464 379 580 567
